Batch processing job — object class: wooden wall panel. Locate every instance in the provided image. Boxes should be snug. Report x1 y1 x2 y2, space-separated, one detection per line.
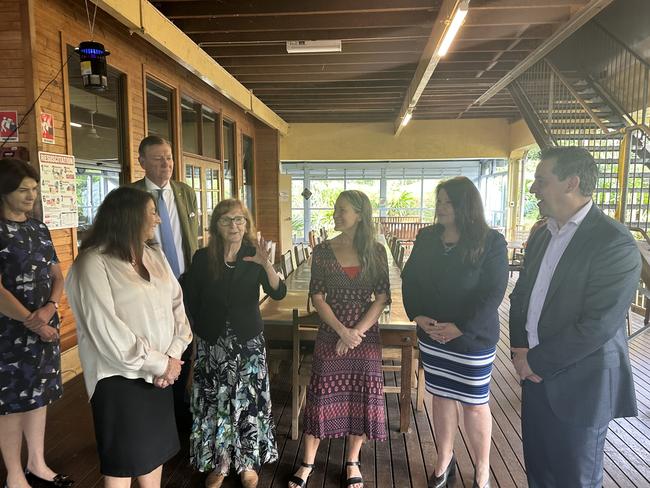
254 122 281 259
2 0 281 351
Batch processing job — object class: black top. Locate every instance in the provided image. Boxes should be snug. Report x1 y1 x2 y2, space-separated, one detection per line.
401 225 508 353
182 244 287 343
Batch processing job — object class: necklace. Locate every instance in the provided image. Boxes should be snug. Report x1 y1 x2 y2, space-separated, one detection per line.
442 241 457 254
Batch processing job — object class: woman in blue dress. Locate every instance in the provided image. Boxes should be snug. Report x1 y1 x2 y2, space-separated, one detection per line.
0 158 73 488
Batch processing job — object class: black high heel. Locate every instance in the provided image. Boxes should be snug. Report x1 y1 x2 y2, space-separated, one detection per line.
428 455 456 488
472 470 491 488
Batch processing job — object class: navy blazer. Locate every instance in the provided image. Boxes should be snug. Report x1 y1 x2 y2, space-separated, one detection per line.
401 226 508 353
509 204 640 426
182 245 286 343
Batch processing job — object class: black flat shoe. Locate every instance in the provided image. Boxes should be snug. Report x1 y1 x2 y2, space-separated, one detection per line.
428 455 456 488
25 470 74 488
344 461 363 487
288 462 314 488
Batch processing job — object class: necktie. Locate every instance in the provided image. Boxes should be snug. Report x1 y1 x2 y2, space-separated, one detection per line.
157 189 181 278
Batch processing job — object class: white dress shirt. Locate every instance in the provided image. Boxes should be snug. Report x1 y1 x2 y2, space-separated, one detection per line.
525 200 593 348
65 245 193 399
144 177 186 275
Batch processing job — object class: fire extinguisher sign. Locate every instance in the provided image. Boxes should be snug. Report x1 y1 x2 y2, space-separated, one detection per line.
0 111 19 143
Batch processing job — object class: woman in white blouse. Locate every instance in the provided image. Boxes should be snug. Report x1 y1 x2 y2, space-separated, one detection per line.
65 187 192 488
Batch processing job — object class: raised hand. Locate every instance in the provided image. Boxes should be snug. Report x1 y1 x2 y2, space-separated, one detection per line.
242 236 271 266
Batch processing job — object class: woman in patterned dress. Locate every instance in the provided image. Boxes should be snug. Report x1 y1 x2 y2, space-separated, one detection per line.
289 190 390 488
183 199 286 488
0 159 73 488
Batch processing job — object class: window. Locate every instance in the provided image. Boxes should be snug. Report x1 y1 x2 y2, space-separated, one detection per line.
291 178 305 242
181 96 199 155
146 78 174 142
387 179 421 217
202 107 218 160
67 46 125 243
282 160 483 238
242 134 254 213
223 120 235 199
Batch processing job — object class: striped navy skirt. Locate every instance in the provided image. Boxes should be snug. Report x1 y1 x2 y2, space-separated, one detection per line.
418 339 496 405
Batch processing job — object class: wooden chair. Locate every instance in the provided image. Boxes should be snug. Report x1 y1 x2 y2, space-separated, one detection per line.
308 230 317 248
273 262 284 279
382 347 426 412
303 245 311 260
291 309 320 440
294 243 305 266
281 250 294 277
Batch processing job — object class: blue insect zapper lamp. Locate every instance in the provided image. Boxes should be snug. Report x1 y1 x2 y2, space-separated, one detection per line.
75 41 111 90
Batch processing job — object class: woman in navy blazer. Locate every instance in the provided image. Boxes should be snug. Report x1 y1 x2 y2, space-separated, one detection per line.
401 177 508 488
183 199 286 488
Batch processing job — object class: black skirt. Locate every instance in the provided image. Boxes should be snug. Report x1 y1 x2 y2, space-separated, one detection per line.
90 376 180 477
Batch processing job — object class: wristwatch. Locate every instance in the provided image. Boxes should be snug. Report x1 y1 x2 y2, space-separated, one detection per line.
47 300 59 310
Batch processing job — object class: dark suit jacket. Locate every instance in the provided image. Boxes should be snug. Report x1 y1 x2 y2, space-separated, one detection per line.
182 246 287 343
509 204 640 426
401 226 508 353
130 178 199 270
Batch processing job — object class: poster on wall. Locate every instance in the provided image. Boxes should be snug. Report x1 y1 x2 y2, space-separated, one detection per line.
0 111 19 143
40 113 55 144
38 151 78 230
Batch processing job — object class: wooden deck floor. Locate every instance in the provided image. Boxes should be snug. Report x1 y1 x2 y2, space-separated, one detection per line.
2 278 650 487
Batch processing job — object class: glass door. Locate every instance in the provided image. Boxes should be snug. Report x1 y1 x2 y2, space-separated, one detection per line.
184 154 222 247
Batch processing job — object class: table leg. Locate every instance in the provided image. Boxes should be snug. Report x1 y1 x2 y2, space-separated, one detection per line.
399 344 413 433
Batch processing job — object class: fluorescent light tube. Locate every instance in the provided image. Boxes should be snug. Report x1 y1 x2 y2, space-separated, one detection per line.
438 5 469 56
401 112 413 127
70 122 82 128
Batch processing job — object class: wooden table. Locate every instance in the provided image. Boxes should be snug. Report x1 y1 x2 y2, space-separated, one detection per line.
261 250 417 433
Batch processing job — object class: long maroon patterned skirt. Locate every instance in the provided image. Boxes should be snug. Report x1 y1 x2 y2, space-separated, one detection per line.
302 241 389 440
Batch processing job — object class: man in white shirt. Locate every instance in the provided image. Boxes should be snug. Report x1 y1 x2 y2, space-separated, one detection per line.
509 147 640 488
131 136 199 277
130 136 200 430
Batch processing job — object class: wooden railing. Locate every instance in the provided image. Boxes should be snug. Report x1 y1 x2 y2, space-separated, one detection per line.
379 221 429 240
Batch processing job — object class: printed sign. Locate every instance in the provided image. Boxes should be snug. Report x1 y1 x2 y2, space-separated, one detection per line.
0 111 18 143
38 151 78 230
40 113 55 144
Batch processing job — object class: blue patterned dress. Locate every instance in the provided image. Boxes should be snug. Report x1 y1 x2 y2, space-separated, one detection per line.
0 218 63 415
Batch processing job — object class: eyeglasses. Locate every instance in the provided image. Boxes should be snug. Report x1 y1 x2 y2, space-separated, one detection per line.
218 216 247 227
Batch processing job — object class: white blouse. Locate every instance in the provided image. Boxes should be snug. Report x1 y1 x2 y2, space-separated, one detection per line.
65 244 192 399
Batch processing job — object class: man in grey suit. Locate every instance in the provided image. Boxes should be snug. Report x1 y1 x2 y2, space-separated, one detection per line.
131 135 199 429
131 135 199 276
509 146 640 488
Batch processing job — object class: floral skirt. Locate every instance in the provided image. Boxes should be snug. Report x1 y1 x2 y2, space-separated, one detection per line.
190 326 278 474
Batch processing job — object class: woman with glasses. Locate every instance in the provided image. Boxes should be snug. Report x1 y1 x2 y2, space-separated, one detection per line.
183 199 286 488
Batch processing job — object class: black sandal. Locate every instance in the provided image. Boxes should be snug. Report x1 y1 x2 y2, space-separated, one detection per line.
288 462 314 488
345 461 363 487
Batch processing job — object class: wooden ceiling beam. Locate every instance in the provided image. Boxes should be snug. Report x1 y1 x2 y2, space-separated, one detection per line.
394 0 469 135
236 72 414 83
212 50 526 65
188 26 433 43
203 40 427 57
464 7 572 26
173 11 436 34
470 0 588 8
155 0 436 18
